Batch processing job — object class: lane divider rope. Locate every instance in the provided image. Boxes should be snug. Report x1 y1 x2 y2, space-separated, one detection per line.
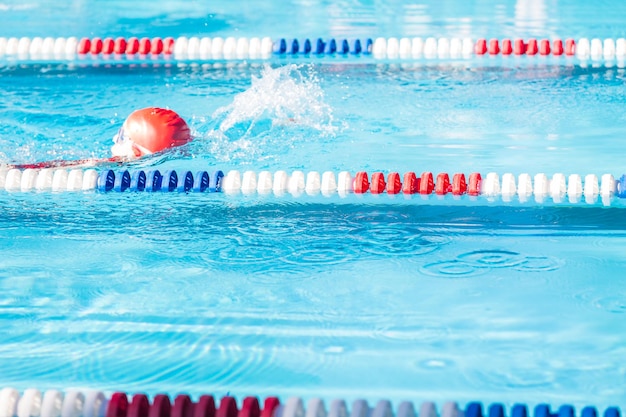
0 388 621 417
1 36 626 61
2 167 626 205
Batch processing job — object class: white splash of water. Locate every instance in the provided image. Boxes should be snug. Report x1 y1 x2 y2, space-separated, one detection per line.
213 64 338 137
193 64 340 163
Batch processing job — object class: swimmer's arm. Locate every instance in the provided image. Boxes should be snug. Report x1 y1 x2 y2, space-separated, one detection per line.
9 156 126 170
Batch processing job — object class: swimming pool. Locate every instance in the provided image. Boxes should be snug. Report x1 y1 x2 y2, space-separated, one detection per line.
1 0 626 415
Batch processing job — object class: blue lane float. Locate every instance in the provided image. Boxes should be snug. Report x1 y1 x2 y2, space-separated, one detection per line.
272 38 286 54
161 170 178 192
130 170 146 192
466 402 484 417
470 403 620 417
535 404 552 417
339 39 350 54
582 408 598 417
93 169 223 193
512 404 529 417
560 405 576 417
489 404 506 417
273 37 373 55
177 170 194 192
325 38 336 54
286 38 312 54
114 170 130 192
617 174 626 198
97 169 115 192
193 171 209 192
315 38 325 54
209 170 224 192
145 170 162 192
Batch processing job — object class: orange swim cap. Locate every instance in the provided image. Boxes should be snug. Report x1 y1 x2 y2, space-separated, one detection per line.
112 107 192 157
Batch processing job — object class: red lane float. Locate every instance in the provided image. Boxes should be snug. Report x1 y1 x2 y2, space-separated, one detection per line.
435 173 451 195
106 393 129 417
502 39 512 55
216 397 238 417
126 37 140 54
402 172 418 194
353 171 370 194
102 37 115 54
387 172 402 194
419 172 434 195
78 37 91 54
151 37 164 54
260 398 280 417
129 395 151 417
489 39 499 55
90 37 103 54
526 39 538 55
565 38 576 55
76 36 174 56
150 395 171 417
172 395 193 417
553 39 563 55
370 172 386 194
239 398 260 417
514 39 526 55
475 37 576 57
452 173 467 195
194 396 216 417
114 37 127 54
163 37 175 54
468 173 482 196
139 37 151 55
472 37 576 58
475 38 487 55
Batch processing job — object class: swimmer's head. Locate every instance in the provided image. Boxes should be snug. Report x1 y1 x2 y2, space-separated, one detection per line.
111 107 192 158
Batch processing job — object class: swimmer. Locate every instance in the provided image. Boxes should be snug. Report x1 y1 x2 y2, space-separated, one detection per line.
110 107 192 159
10 107 192 169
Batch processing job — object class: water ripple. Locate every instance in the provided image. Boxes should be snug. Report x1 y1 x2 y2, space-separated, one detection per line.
592 296 626 314
465 364 556 391
357 224 450 257
458 250 526 268
420 250 563 278
420 260 487 278
575 288 626 315
515 256 563 272
282 239 356 267
215 239 290 266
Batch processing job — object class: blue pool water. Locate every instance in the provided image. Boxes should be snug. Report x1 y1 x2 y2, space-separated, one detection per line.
1 0 626 410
